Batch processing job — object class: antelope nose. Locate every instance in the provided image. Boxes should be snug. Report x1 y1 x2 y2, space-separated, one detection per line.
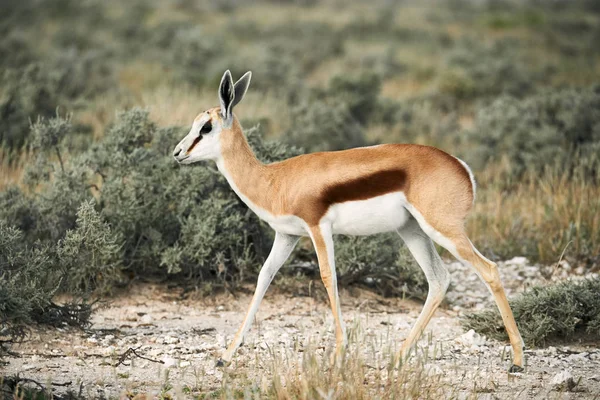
173 147 182 158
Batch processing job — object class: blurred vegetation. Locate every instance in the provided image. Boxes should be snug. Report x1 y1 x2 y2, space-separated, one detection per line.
0 0 599 338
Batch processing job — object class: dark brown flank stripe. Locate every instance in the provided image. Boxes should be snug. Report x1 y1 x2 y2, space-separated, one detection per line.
293 169 408 226
323 168 407 204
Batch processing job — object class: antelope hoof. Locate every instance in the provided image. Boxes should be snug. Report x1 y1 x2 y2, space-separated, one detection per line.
215 358 226 368
508 364 524 373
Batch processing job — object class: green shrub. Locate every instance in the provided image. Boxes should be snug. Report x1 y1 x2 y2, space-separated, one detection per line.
462 278 600 347
57 200 124 293
466 86 600 179
438 37 549 100
0 53 114 150
327 73 382 125
0 223 92 341
286 91 368 152
335 234 428 299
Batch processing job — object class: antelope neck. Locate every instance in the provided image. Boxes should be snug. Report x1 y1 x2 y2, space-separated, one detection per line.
216 122 276 215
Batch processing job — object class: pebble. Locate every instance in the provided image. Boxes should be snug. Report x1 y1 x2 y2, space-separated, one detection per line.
455 330 487 347
163 336 179 344
140 314 153 324
215 334 227 348
162 357 177 368
550 370 578 391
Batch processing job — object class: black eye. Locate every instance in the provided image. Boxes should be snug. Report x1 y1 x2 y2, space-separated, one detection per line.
200 121 212 134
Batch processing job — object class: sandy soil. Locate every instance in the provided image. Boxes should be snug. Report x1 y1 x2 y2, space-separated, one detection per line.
2 258 600 399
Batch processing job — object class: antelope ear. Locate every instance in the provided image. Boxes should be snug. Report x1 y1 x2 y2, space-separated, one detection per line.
218 70 234 120
231 71 252 110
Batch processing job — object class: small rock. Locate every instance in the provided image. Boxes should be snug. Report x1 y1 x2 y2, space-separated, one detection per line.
180 361 191 367
87 337 98 344
148 348 163 357
215 334 227 348
164 336 179 344
140 314 153 324
507 257 528 266
550 370 578 391
455 330 486 347
102 346 116 356
163 357 177 368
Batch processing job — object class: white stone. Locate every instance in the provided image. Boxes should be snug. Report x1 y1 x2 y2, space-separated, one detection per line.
140 314 153 324
506 256 528 266
164 336 179 344
455 330 486 347
148 348 163 357
102 346 116 356
162 357 177 368
550 370 575 390
215 334 227 348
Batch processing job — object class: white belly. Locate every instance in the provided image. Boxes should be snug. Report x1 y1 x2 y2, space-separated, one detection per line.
264 192 410 236
326 192 410 235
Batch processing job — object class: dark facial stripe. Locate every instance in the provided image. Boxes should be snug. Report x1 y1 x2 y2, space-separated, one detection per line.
186 135 202 154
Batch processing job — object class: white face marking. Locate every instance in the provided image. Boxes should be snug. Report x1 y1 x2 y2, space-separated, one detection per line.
173 113 223 163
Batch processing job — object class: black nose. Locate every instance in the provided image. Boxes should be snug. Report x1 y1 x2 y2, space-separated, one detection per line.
173 148 182 157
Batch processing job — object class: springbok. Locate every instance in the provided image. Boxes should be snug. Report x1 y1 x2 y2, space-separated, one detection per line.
173 70 525 372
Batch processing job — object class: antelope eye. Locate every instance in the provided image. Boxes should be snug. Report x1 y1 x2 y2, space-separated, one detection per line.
200 121 212 134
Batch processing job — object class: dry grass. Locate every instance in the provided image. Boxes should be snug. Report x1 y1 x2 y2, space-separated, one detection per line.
0 147 32 191
189 323 452 399
469 161 600 264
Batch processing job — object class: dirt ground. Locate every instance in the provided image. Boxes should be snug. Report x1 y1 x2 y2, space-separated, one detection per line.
2 258 600 399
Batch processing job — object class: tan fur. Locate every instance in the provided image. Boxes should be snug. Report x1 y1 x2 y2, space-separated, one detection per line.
197 109 523 370
217 114 473 228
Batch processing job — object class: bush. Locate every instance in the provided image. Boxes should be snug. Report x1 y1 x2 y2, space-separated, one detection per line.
327 73 382 125
57 201 124 293
437 37 549 100
0 223 92 341
466 86 600 179
286 99 367 152
335 234 428 299
461 278 600 347
3 111 303 285
0 52 114 150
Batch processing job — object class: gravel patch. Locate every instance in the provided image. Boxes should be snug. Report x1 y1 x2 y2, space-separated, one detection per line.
2 258 600 398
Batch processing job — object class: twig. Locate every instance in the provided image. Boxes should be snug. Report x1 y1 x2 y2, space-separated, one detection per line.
550 240 573 280
113 346 164 367
192 327 216 335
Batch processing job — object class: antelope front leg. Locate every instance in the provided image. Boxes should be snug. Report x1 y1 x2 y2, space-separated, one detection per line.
309 224 347 357
217 232 299 366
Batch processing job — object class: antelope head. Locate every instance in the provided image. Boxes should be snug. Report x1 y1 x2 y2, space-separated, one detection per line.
173 70 252 164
